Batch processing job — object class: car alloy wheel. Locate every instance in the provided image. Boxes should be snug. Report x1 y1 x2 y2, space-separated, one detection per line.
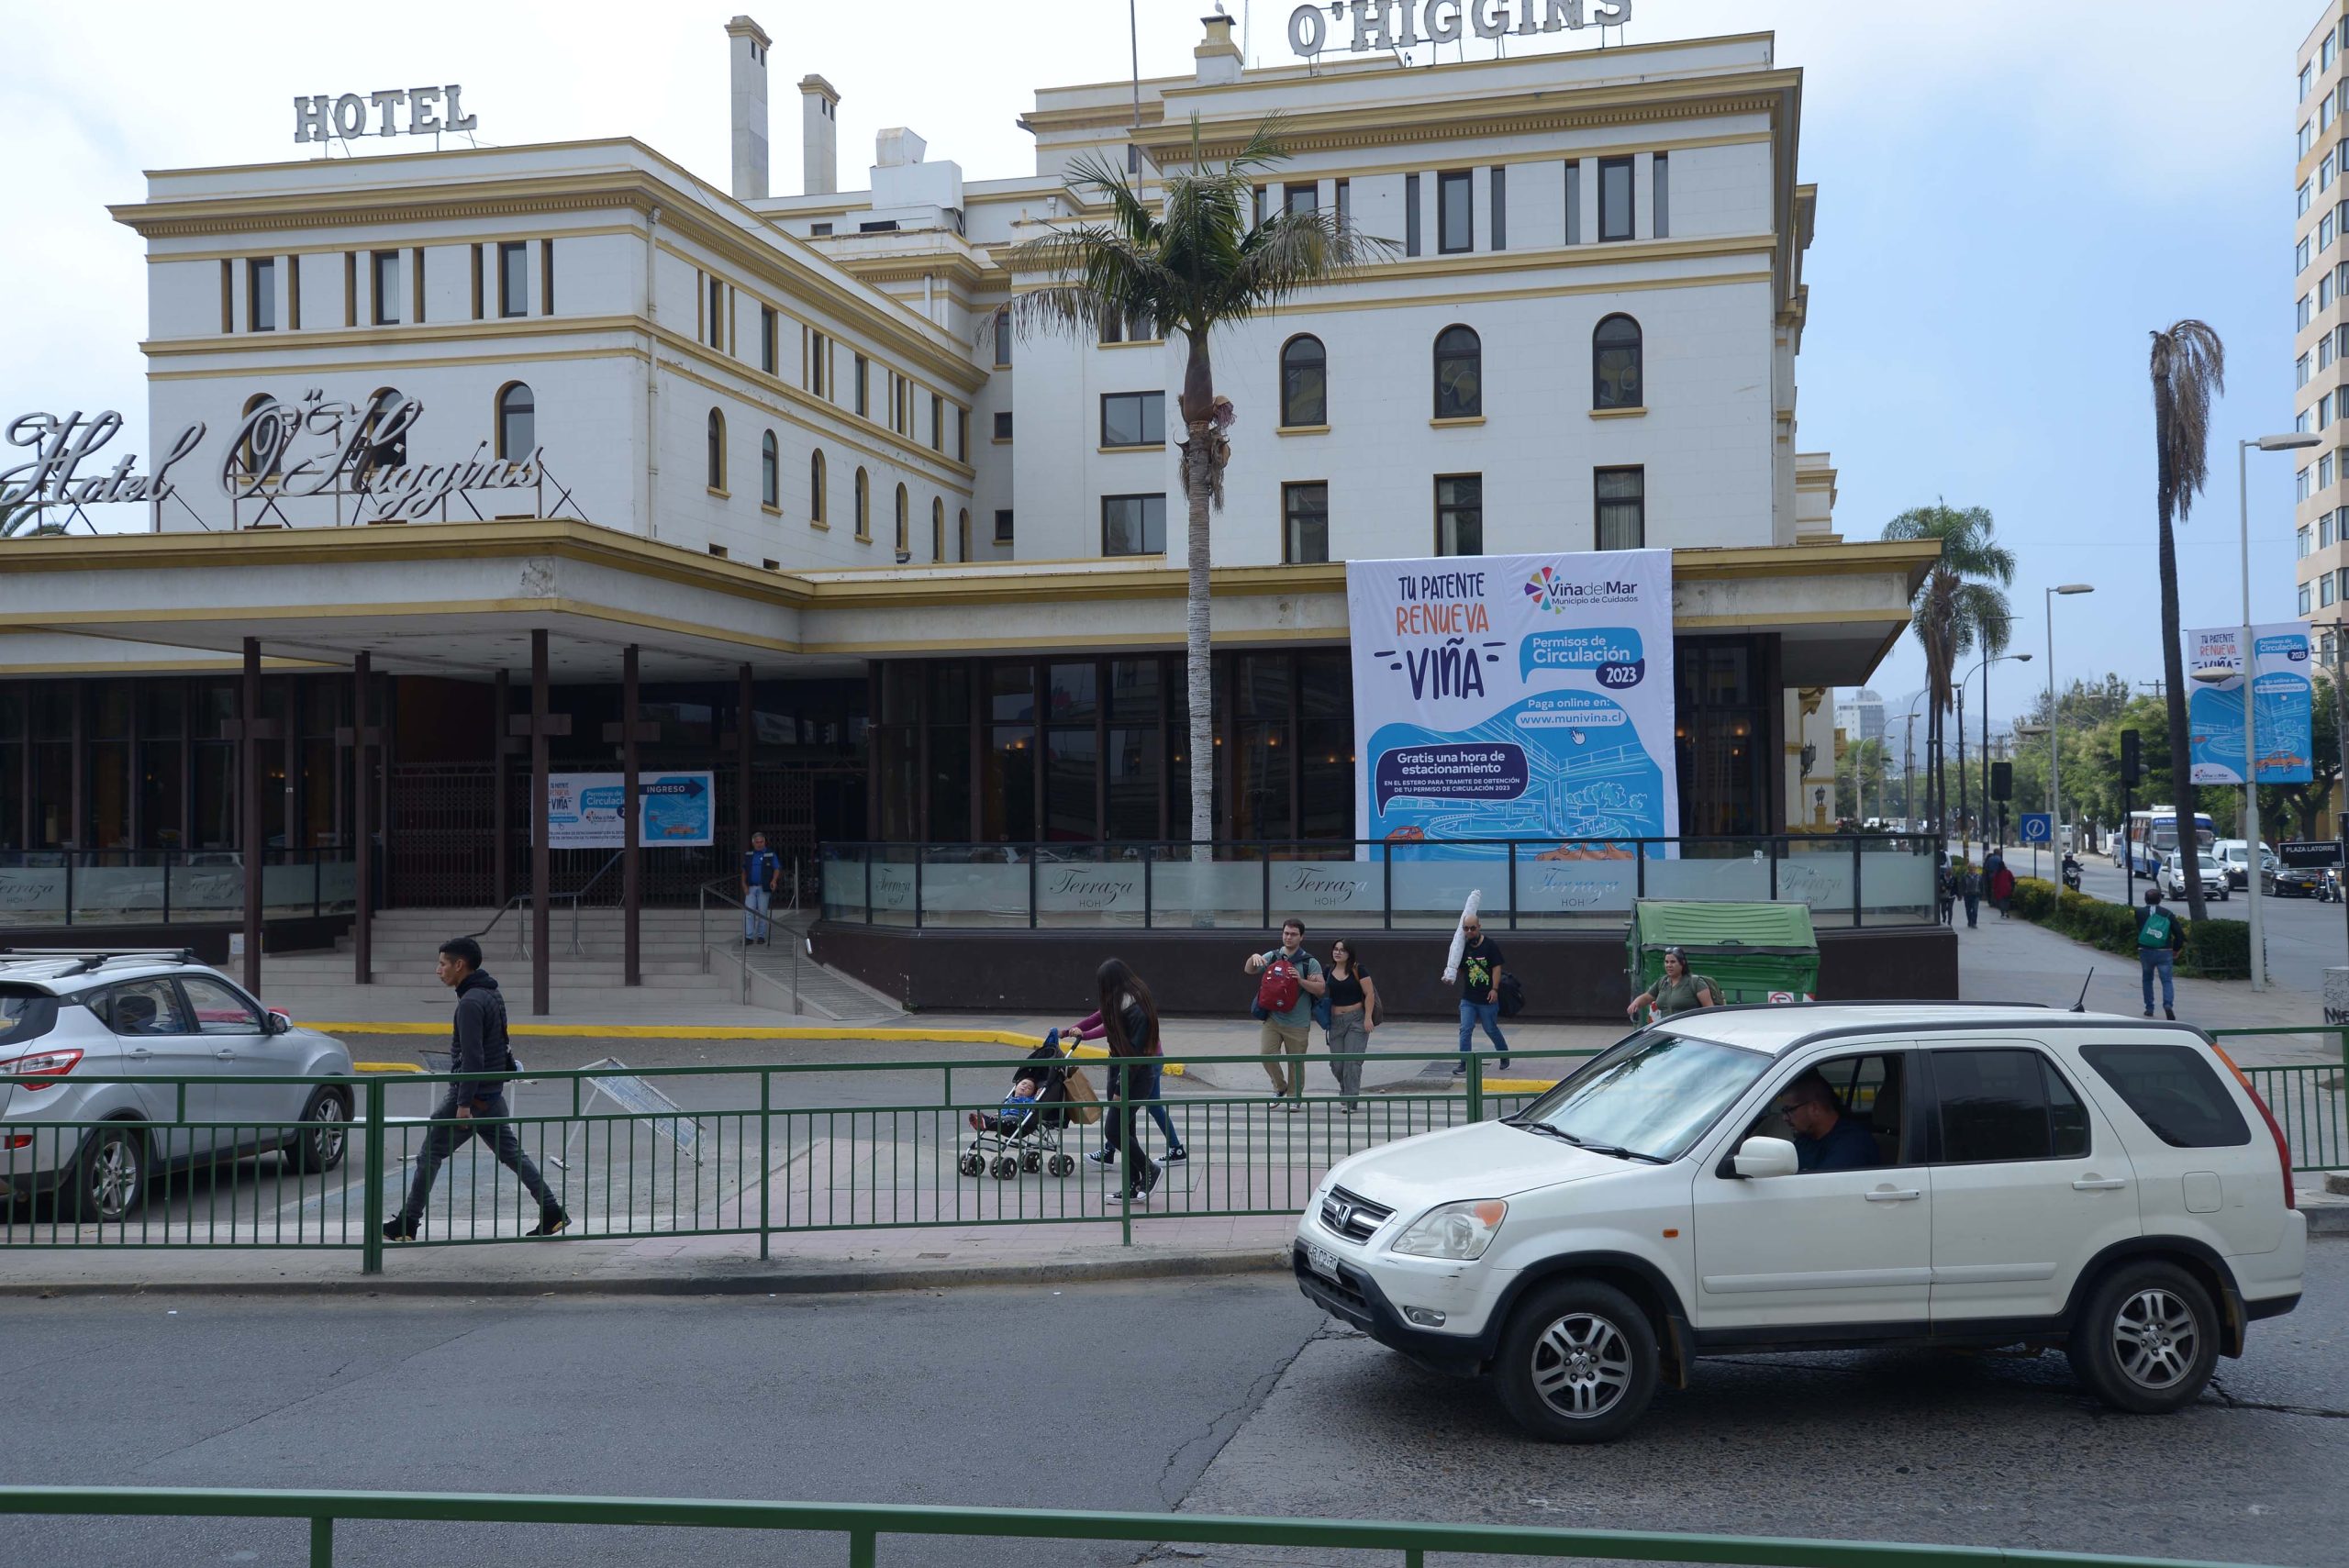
1531 1312 1634 1419
292 1089 351 1173
2111 1286 2200 1393
73 1124 146 1223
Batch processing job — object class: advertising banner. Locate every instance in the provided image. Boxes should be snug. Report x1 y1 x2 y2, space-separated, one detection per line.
1347 550 1677 858
2184 625 2313 784
543 772 715 849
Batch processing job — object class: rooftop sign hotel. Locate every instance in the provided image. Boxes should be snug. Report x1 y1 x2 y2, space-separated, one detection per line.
1288 0 1632 57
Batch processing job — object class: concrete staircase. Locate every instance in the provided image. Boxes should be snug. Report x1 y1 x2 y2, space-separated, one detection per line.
259 906 901 1023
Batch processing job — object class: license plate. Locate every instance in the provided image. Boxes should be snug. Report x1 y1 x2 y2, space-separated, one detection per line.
1305 1242 1342 1282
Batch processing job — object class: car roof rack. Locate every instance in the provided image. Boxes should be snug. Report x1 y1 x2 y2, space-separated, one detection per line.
0 948 197 978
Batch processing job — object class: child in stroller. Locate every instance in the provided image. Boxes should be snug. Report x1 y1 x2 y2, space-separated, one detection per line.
958 1040 1080 1180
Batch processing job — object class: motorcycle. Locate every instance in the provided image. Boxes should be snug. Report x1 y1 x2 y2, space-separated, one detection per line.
2060 855 2084 894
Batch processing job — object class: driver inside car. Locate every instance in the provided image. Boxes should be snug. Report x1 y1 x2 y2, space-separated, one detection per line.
1776 1072 1880 1172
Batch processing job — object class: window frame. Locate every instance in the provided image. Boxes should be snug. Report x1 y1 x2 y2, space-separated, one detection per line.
994 508 1015 544
810 449 828 526
1597 155 1635 242
1100 493 1167 557
993 410 1014 442
1405 172 1422 257
760 429 780 509
497 240 529 318
1098 390 1167 449
1432 324 1482 419
1436 168 1473 254
706 408 727 494
247 257 276 333
494 382 535 462
853 467 872 540
370 249 400 326
1434 473 1483 557
1279 334 1328 428
1652 150 1669 239
761 306 779 375
1595 464 1646 550
1592 313 1643 410
1282 480 1330 565
992 308 1012 368
1923 1045 2094 1166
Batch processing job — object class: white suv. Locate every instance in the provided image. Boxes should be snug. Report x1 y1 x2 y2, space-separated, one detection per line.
1 950 354 1221
1295 1005 2304 1441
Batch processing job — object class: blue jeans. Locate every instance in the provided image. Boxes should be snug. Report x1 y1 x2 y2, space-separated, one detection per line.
1105 1062 1180 1158
1458 1000 1509 1060
743 887 772 941
2140 949 2176 1013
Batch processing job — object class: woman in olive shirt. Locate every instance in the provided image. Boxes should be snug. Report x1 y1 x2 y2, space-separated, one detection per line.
1627 946 1721 1021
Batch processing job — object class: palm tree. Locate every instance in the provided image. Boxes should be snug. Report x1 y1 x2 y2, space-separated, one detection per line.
1882 503 2016 850
1007 118 1396 849
2149 321 2225 922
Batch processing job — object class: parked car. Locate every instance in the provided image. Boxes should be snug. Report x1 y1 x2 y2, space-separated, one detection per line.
2160 851 2227 902
2264 862 2328 898
1293 1003 2304 1441
0 950 353 1221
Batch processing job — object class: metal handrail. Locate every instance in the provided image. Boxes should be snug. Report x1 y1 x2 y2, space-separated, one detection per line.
696 874 804 1012
0 1486 2277 1568
465 851 626 957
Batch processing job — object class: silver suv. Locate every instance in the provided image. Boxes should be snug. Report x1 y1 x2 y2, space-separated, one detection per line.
0 950 354 1221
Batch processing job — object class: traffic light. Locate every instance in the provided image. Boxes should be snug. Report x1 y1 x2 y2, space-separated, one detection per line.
1991 762 2012 802
2120 728 2141 787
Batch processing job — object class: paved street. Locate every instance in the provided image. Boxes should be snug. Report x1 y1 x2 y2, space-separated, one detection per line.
2 1245 2343 1568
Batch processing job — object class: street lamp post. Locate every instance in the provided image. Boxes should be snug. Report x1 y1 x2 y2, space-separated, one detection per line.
2046 584 2095 851
2224 432 2325 993
1965 651 2031 857
1901 689 1928 829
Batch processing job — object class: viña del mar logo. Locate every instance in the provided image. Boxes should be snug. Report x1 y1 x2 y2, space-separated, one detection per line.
1522 565 1639 613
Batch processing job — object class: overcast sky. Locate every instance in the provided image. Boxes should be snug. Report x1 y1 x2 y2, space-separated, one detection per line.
0 0 2313 738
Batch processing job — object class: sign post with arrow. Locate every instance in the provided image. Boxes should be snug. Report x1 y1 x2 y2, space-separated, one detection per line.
544 771 715 849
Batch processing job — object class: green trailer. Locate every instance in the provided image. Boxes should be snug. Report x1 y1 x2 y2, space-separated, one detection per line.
1627 899 1820 1007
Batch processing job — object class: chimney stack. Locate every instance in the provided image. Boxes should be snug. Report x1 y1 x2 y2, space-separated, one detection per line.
1195 8 1242 86
800 75 841 196
725 16 772 200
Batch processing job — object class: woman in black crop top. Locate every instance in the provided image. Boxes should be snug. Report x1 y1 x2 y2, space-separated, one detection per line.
1321 940 1376 1111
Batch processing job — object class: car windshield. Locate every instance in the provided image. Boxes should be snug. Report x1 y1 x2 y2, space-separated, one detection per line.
1509 1030 1772 1162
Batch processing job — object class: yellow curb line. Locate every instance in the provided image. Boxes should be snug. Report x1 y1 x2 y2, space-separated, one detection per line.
314 1024 1185 1076
1486 1077 1560 1093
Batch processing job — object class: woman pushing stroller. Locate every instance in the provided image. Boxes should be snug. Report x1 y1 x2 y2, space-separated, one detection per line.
1060 961 1186 1169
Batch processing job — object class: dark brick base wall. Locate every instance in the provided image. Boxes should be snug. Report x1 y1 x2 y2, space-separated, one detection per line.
810 922 1959 1020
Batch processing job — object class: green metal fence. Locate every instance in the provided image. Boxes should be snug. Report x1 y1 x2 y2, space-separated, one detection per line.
2209 1027 2349 1173
0 1048 1579 1273
0 1486 2285 1568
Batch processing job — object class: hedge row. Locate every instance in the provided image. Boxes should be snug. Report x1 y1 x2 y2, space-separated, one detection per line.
2006 876 2249 979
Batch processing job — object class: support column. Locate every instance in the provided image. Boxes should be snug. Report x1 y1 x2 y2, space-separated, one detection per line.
622 646 641 987
240 638 262 993
351 651 373 985
530 630 551 1018
736 662 755 868
491 668 510 909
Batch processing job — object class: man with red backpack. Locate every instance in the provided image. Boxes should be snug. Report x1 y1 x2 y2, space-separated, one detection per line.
1245 917 1326 1112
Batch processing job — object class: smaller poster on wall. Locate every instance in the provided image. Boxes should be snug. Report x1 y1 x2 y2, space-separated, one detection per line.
543 772 715 849
2183 625 2313 785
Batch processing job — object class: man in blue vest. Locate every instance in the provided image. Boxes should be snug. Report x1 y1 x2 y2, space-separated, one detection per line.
741 830 781 944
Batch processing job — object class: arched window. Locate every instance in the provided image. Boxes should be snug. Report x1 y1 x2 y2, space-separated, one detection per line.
495 382 535 460
1592 314 1643 410
810 450 828 525
1279 335 1326 428
930 497 944 561
854 467 871 539
760 430 779 507
359 386 409 470
957 507 971 562
1432 326 1481 419
706 408 727 492
894 483 910 554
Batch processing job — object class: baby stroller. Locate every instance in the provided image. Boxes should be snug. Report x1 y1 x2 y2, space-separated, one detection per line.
958 1040 1081 1180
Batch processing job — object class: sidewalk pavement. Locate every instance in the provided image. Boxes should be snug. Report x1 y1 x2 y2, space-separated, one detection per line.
0 1214 1305 1296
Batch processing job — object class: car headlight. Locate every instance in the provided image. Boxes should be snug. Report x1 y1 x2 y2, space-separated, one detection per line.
1392 1199 1507 1261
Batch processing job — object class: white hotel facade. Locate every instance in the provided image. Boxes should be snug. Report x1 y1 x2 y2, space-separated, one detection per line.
0 12 1936 998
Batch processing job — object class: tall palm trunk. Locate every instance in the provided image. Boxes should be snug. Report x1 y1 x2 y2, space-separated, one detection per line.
1181 334 1217 856
2155 497 2207 920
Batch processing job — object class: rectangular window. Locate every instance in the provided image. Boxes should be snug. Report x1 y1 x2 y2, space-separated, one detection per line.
761 306 778 374
1595 465 1646 550
1335 178 1350 228
1932 1049 2089 1164
855 355 870 417
1099 391 1165 448
2300 353 2313 388
218 258 233 332
287 253 301 329
2301 581 2314 616
994 508 1014 543
810 222 832 237
2327 210 2340 251
540 239 554 313
708 278 725 350
1283 481 1329 564
344 251 358 327
2300 525 2314 559
1653 150 1669 239
930 392 943 451
1598 155 1634 241
2325 451 2337 491
812 333 828 397
2303 119 2318 158
2300 236 2315 274
2329 31 2340 71
1405 172 1421 257
470 243 484 319
956 406 969 462
1489 165 1507 250
247 257 275 332
412 246 425 324
1435 473 1482 556
2302 294 2316 329
993 308 1011 367
2299 465 2314 500
2326 513 2339 548
497 241 528 317
1101 494 1166 556
2326 273 2338 312
2324 573 2337 607
2327 151 2339 191
2305 62 2318 103
2325 393 2336 430
1437 170 1472 253
1284 182 1318 217
2326 90 2337 132
2302 179 2315 217
994 410 1013 441
1564 160 1583 244
371 250 400 325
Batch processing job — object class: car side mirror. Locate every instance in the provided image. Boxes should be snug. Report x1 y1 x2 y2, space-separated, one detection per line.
1732 1136 1799 1179
265 1010 293 1035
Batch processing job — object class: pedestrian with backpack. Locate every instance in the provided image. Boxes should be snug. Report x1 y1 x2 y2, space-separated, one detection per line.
384 937 569 1242
1245 918 1325 1111
2135 886 2184 1020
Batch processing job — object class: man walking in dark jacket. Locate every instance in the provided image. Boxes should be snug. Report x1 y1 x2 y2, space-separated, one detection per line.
384 937 569 1241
